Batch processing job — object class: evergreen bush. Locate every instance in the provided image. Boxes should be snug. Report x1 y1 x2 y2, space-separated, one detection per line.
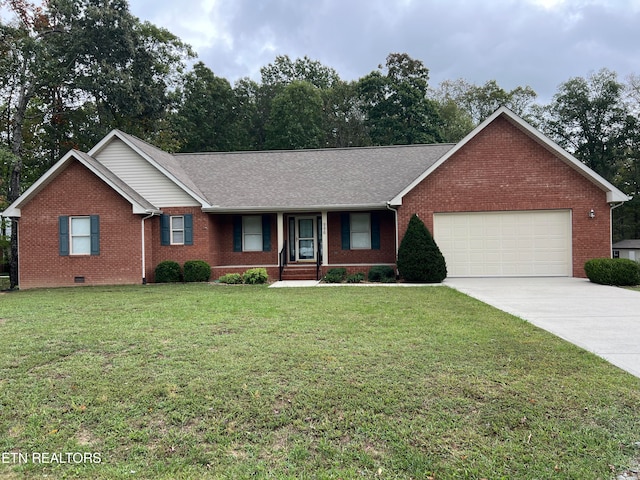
183 260 211 282
397 214 447 283
367 265 396 282
243 268 268 284
346 272 365 283
155 260 182 283
584 258 640 286
218 273 243 284
324 268 347 283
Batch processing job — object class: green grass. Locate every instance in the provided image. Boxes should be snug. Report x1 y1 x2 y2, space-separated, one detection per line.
0 284 638 479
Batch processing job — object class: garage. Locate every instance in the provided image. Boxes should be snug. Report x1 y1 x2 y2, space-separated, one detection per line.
433 210 572 277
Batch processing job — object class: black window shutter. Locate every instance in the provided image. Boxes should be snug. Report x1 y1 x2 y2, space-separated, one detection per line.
371 212 381 250
184 214 193 245
233 216 242 252
262 215 271 252
160 214 170 245
59 216 69 256
90 215 100 255
341 213 350 250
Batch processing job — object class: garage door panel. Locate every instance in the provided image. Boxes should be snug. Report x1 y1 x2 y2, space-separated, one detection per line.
434 210 571 277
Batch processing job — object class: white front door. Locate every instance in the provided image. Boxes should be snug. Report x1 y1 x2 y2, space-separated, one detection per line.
296 217 316 262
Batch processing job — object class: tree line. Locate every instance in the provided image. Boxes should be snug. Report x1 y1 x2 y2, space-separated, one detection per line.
2 0 640 278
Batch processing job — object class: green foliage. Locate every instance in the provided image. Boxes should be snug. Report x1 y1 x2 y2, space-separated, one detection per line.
183 260 211 283
367 265 396 283
218 273 243 284
323 268 347 283
346 272 365 283
243 268 268 284
584 258 640 286
265 81 324 150
397 214 447 283
154 261 182 283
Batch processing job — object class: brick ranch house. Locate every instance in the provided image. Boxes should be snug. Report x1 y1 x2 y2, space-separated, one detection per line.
2 107 630 289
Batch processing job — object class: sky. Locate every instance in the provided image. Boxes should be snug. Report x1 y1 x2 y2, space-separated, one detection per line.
128 0 638 103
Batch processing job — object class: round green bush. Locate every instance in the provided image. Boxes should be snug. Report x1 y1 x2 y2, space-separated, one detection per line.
218 273 243 284
183 260 211 282
584 258 640 286
155 260 182 283
323 268 347 283
243 268 268 284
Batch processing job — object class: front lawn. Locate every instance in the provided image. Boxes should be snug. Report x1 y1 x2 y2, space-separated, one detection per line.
0 285 638 479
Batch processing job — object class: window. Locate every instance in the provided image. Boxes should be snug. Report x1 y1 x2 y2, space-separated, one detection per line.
341 212 380 250
233 215 271 252
243 216 263 252
350 213 371 249
160 214 193 246
171 216 184 245
70 217 91 254
59 215 100 256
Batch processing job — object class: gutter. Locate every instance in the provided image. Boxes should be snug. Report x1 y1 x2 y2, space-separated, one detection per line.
386 202 400 258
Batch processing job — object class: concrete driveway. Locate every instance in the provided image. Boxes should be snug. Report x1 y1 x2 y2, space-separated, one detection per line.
444 277 640 379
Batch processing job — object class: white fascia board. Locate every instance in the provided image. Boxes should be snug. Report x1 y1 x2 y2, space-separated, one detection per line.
91 130 212 208
390 107 631 205
202 203 388 214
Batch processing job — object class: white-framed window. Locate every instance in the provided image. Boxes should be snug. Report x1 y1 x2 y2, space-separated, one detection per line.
243 216 263 251
70 216 91 255
171 216 185 245
350 213 371 249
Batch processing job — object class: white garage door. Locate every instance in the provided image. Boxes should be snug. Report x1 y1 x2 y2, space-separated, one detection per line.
433 210 572 277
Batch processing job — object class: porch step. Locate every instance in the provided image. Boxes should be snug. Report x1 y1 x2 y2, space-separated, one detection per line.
280 265 318 281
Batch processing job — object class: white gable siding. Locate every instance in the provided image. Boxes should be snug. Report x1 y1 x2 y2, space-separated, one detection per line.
95 139 200 207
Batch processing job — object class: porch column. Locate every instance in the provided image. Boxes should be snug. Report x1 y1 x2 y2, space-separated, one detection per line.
277 212 285 254
321 211 328 265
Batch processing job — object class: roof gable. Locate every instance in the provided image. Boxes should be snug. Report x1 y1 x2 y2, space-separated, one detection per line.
90 130 210 208
389 107 630 206
2 150 160 217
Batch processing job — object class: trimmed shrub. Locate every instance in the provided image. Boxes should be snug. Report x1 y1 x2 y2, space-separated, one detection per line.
346 272 365 283
183 260 211 282
368 265 396 283
218 273 243 284
584 258 640 286
324 268 347 283
155 261 182 283
243 268 268 284
397 214 447 283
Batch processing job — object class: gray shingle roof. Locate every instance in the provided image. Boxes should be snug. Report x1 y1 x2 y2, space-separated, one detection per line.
173 144 455 210
612 239 640 249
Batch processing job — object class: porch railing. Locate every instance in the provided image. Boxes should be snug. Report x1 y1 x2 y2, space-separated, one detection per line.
316 247 322 281
279 245 287 281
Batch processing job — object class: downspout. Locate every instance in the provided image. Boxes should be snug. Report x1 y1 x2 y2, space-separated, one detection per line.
386 203 399 273
141 212 157 284
609 202 626 258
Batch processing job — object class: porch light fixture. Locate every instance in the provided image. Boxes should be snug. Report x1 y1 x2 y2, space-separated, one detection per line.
588 209 595 219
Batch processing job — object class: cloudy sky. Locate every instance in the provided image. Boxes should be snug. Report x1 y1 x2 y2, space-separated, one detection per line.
129 0 639 102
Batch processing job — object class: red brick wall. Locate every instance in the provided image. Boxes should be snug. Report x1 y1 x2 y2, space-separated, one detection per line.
148 207 215 282
327 211 396 265
209 214 279 280
398 117 611 277
18 160 144 288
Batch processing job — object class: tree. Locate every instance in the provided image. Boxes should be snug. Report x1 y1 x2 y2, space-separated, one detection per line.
397 214 447 283
535 69 626 180
172 62 240 152
434 78 537 126
0 0 193 288
265 81 324 150
358 53 443 145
